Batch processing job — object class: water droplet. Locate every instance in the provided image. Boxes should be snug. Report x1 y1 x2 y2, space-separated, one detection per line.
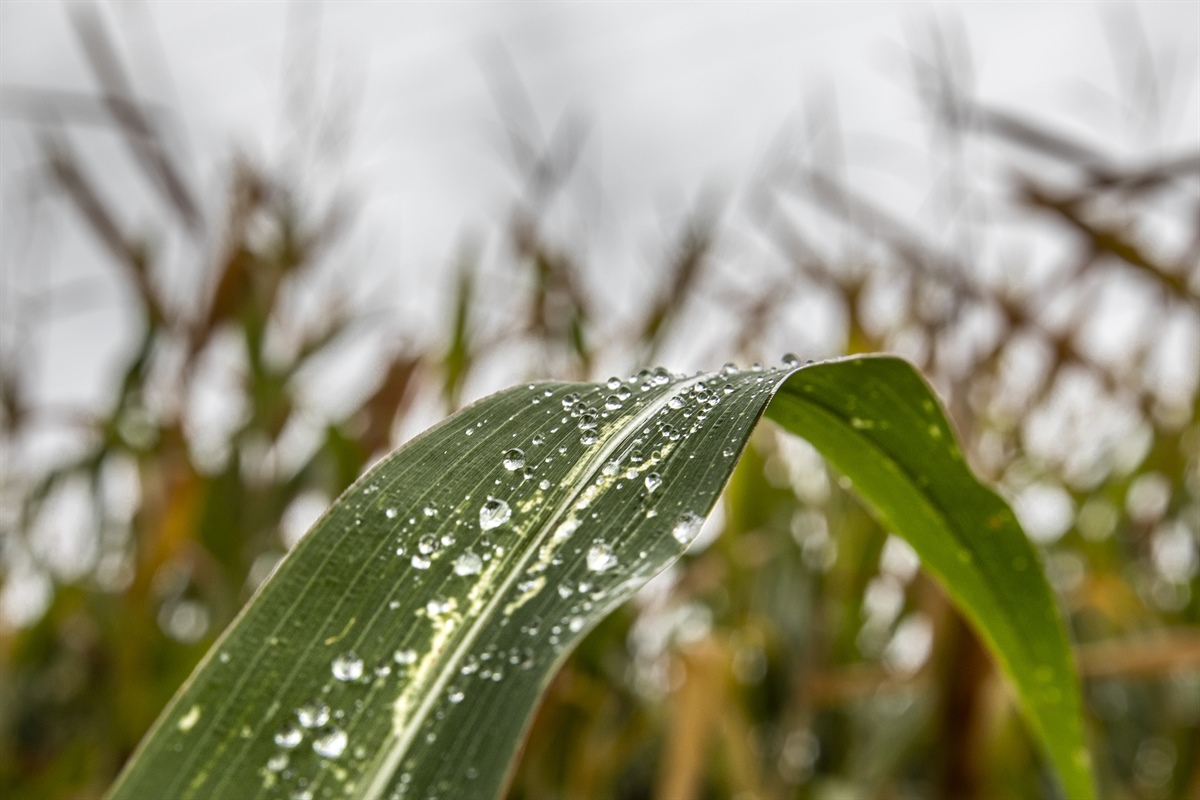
332 652 363 681
426 598 451 616
562 393 580 409
423 503 438 517
645 473 663 493
385 507 398 519
539 479 552 491
578 414 598 431
606 377 622 390
454 551 483 576
602 460 620 476
723 384 735 394
672 512 704 545
275 724 303 748
782 352 800 367
448 688 465 704
531 433 546 446
411 554 431 570
394 648 418 665
653 367 671 385
668 396 684 410
312 727 348 759
722 362 739 374
616 387 632 401
480 499 512 530
580 432 598 446
587 543 618 573
418 534 438 555
568 616 584 632
605 395 623 411
267 752 289 772
297 701 330 729
554 518 581 540
503 448 525 470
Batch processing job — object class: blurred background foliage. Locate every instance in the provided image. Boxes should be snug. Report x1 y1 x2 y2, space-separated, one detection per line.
1 6 1198 800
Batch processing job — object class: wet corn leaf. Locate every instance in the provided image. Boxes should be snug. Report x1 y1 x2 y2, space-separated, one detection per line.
108 355 1092 800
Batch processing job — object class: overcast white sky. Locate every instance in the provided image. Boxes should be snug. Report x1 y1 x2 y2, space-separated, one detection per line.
1 1 1197 418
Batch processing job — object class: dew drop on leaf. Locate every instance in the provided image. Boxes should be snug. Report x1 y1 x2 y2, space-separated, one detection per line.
411 554 431 570
782 352 801 367
479 499 511 530
672 512 704 545
274 724 302 749
453 551 483 576
332 652 364 682
502 448 525 470
586 543 618 573
312 727 347 759
645 472 663 493
297 701 329 729
394 648 418 665
385 507 398 519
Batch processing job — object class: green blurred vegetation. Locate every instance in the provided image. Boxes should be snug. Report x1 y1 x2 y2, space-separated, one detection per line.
2 8 1198 800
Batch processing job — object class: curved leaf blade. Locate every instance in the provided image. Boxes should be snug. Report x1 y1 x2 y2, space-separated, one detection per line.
766 356 1093 800
107 367 781 800
107 356 1092 800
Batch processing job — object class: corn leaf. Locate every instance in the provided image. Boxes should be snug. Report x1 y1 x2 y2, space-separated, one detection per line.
107 355 1092 800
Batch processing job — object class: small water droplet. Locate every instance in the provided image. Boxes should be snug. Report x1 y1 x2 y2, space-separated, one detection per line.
554 518 581 540
394 648 418 665
645 473 663 493
531 433 546 446
423 503 438 517
672 512 704 545
275 724 303 748
562 393 580 409
297 701 330 729
568 616 584 632
385 507 398 519
668 396 684 410
332 652 364 681
539 479 552 490
578 414 598 431
782 352 800 367
722 362 739 374
454 551 483 576
605 395 623 411
312 727 348 759
480 499 512 530
586 543 618 573
602 460 620 476
426 598 451 616
267 752 289 772
503 448 525 470
606 377 622 390
411 554 431 570
616 387 632 401
448 688 465 704
418 534 438 555
580 432 598 446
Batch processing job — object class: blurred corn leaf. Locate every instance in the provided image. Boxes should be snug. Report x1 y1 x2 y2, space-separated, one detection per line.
105 356 1091 800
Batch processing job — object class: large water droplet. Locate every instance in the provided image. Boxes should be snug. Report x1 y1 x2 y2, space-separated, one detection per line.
605 395 623 411
644 473 663 493
586 543 618 573
782 352 801 367
297 701 330 729
332 652 364 681
480 499 512 530
606 377 622 390
502 448 525 471
312 727 348 759
411 554 431 570
562 393 580 409
454 551 483 576
672 512 704 545
275 724 303 749
722 362 739 374
578 414 598 431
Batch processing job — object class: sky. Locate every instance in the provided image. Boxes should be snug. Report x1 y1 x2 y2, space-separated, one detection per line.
1 0 1197 425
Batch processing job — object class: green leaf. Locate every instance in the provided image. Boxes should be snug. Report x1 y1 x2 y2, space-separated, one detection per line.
107 356 1092 800
765 356 1093 800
